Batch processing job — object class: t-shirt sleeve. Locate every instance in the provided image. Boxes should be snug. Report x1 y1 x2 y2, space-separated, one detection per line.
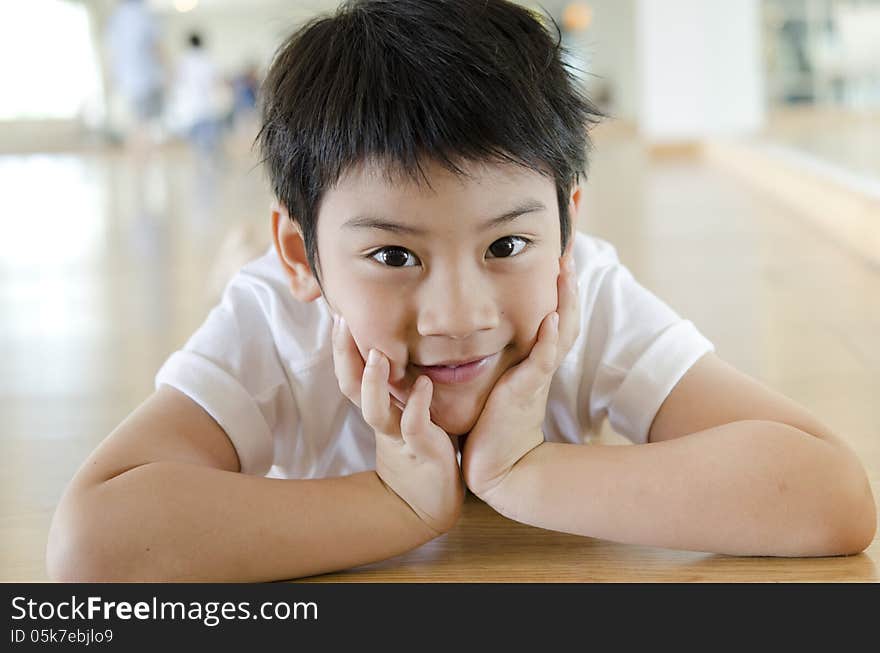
154 271 296 476
578 241 715 444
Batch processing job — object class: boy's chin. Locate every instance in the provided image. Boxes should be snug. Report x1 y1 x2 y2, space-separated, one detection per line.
428 383 494 436
437 421 475 438
431 401 483 437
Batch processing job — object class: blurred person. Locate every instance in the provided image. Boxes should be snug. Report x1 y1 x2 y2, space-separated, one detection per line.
104 0 165 151
48 0 875 583
169 32 228 161
231 62 260 123
227 61 262 148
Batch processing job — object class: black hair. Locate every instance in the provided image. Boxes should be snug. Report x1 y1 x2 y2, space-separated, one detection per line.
259 0 603 284
189 32 202 48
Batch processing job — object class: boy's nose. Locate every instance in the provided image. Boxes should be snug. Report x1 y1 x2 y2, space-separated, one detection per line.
416 270 498 339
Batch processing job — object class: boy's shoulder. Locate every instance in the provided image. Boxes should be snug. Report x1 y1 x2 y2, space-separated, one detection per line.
215 244 332 372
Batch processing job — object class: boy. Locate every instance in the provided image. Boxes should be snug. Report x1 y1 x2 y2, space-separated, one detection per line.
47 0 875 582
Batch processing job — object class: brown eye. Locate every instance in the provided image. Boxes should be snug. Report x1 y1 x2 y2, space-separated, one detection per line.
488 236 529 258
371 247 418 267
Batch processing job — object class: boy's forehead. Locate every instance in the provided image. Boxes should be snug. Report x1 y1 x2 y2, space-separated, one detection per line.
332 157 554 198
321 157 559 238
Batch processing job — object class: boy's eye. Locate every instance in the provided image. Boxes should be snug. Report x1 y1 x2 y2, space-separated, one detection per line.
487 236 530 258
370 246 419 267
369 236 531 268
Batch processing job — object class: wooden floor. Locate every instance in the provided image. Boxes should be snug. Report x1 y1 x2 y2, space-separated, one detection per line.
1 120 878 582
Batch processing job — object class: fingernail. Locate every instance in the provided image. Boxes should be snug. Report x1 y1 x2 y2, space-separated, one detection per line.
551 312 559 329
367 348 381 366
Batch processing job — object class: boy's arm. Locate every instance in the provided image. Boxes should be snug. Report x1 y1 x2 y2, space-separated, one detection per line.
46 386 436 582
474 354 876 558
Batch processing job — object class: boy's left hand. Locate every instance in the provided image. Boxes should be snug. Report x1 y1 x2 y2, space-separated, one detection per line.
461 250 580 502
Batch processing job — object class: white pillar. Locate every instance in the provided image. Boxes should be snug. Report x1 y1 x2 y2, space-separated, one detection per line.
635 0 765 144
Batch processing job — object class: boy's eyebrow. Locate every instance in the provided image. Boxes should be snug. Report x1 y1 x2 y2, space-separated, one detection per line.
342 199 547 236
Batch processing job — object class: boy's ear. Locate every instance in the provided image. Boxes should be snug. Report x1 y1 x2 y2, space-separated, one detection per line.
271 202 322 302
569 185 582 215
564 185 582 257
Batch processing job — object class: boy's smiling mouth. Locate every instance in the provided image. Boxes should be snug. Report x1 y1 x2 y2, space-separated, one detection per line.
413 352 499 385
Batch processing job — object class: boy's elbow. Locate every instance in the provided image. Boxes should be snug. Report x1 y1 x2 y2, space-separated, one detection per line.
822 455 876 556
46 532 103 583
837 489 876 556
46 497 128 582
824 508 875 557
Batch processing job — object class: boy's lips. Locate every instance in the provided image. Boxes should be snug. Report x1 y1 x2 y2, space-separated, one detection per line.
413 353 497 385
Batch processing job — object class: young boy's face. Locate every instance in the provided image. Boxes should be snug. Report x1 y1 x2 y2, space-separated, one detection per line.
316 158 572 436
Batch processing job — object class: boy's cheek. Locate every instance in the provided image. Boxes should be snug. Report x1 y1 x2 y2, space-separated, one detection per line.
346 320 410 383
514 300 558 354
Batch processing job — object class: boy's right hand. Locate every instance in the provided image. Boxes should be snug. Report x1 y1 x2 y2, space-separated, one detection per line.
331 315 464 537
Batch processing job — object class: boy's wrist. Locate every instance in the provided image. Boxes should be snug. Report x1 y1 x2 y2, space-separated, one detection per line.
371 471 457 542
467 441 546 518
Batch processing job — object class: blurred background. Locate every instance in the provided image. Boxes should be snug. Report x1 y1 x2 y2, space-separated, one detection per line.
1 0 878 581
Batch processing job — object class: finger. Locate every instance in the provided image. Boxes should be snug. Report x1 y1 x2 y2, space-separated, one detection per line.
361 349 401 436
506 311 560 397
399 376 446 457
389 394 407 413
556 252 581 364
388 380 412 412
532 311 560 376
331 315 364 407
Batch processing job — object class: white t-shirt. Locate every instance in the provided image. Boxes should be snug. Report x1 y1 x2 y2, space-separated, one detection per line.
155 231 715 479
